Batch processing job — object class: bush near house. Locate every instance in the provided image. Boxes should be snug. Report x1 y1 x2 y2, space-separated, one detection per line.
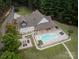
38 40 43 47
2 33 21 52
0 24 21 59
2 24 21 52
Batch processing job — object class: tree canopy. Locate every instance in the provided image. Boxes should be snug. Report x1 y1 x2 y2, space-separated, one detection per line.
2 33 21 52
6 24 19 35
0 0 11 17
2 24 21 52
0 24 21 59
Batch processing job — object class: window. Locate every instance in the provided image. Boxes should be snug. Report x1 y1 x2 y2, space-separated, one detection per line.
23 44 27 47
27 40 30 43
55 26 59 29
21 21 27 28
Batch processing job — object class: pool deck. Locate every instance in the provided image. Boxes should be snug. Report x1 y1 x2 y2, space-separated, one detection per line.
33 27 71 50
33 34 71 50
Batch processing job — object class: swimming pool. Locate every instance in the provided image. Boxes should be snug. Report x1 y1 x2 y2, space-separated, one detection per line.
39 33 59 42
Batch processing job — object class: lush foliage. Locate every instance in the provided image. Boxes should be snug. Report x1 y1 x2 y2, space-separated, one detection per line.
6 24 19 35
0 24 21 59
2 24 21 52
0 0 11 16
0 51 21 59
2 33 21 52
12 0 28 6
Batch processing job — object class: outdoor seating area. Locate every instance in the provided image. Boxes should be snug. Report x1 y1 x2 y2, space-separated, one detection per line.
19 35 33 50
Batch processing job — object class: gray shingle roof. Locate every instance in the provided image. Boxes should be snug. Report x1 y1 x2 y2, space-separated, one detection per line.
16 10 56 30
17 10 44 27
35 20 56 31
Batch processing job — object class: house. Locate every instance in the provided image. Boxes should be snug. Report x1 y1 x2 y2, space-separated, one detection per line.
16 10 70 50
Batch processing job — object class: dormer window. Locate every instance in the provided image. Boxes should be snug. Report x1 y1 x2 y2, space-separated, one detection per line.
21 21 27 28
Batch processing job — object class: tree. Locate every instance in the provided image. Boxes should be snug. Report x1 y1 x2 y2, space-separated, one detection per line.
2 24 21 52
0 24 21 59
12 0 28 6
6 24 21 39
0 51 21 59
2 33 21 52
6 24 19 35
0 0 11 16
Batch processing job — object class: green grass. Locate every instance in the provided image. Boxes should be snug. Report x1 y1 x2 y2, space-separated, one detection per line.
19 21 77 59
55 21 78 59
15 7 32 15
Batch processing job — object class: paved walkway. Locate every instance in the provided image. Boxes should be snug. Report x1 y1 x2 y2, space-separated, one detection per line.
62 43 74 59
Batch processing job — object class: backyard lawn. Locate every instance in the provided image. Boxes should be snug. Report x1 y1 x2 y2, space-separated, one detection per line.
17 7 77 59
15 7 32 15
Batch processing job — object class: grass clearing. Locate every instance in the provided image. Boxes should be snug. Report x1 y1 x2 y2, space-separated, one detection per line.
55 21 78 59
15 7 32 15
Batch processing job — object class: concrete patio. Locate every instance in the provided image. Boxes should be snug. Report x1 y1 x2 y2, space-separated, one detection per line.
19 34 33 50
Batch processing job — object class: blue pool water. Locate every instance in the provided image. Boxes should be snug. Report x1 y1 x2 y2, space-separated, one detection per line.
40 33 58 42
